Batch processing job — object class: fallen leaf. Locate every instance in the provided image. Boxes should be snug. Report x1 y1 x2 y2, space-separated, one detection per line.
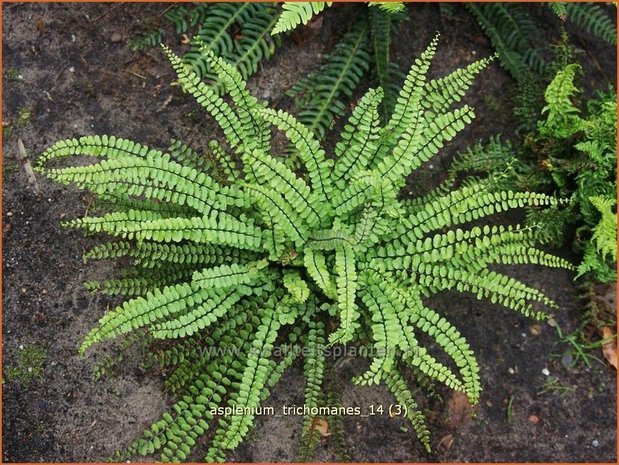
35 18 46 32
438 434 454 453
443 391 475 429
601 326 617 369
529 324 542 336
310 417 330 437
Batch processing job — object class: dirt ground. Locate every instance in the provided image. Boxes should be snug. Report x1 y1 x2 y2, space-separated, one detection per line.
2 2 616 463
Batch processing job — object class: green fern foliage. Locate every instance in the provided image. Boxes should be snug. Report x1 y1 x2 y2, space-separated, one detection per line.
184 3 282 88
272 2 333 35
369 2 406 14
466 3 547 80
287 22 371 138
39 38 571 461
369 6 404 118
538 66 617 281
131 3 282 94
564 2 617 45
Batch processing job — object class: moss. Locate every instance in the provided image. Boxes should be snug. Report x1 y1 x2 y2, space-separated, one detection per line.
4 344 48 385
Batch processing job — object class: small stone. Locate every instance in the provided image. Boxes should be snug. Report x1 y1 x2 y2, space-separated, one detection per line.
485 400 493 407
561 352 574 368
529 324 542 336
111 32 122 43
542 368 550 376
69 67 75 73
19 344 24 350
592 439 599 447
27 367 32 373
18 75 23 80
508 367 515 375
528 415 540 424
6 212 12 217
71 34 76 42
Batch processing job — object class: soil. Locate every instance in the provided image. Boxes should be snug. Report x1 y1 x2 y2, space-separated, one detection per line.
2 2 616 463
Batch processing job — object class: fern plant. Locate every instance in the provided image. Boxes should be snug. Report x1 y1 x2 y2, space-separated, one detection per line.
38 37 572 461
445 64 617 283
538 65 617 281
466 2 616 82
132 3 283 93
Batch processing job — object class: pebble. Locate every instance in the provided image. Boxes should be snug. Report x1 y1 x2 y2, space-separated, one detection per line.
508 367 515 374
69 67 75 73
542 368 550 376
6 212 12 217
592 439 599 447
19 344 24 350
111 32 122 43
561 352 574 369
528 415 540 424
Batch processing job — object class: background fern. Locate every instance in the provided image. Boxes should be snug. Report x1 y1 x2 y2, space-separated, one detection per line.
449 65 617 282
131 3 283 93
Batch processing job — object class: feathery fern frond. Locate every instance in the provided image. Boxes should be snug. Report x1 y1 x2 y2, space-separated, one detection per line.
368 2 406 14
183 3 283 90
467 3 547 80
565 2 617 45
287 22 371 139
272 2 333 35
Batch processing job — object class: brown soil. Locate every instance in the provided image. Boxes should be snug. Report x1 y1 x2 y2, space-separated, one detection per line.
2 3 616 462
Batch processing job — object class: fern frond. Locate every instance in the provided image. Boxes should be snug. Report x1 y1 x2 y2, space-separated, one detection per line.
259 108 333 206
207 307 281 456
272 2 332 35
539 64 583 137
200 48 270 151
369 2 405 120
303 247 337 299
300 320 327 456
466 3 546 80
287 22 370 138
565 2 617 45
422 55 495 115
383 369 431 452
164 46 247 150
368 2 406 14
242 149 321 228
329 243 360 344
410 306 481 403
331 87 383 189
184 3 282 90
